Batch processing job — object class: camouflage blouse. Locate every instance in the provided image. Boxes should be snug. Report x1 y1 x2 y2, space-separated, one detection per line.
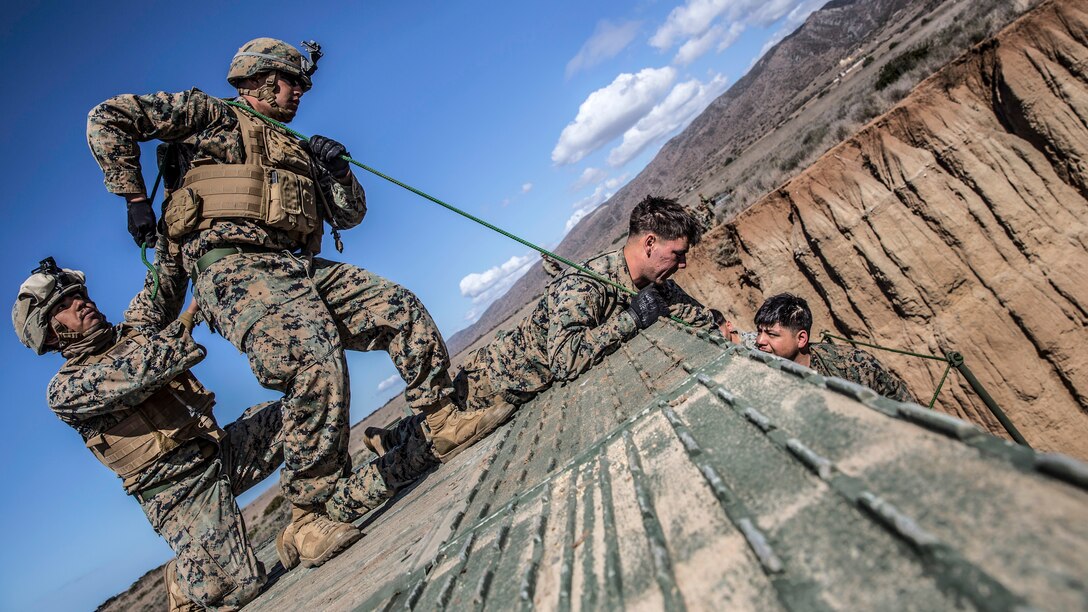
809 342 916 403
46 245 211 493
479 249 718 395
87 89 366 263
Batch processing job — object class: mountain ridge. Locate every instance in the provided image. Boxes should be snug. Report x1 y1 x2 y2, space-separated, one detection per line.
448 0 927 355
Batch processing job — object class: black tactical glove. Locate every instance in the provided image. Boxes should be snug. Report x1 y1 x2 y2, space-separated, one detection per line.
308 134 350 178
626 285 668 330
126 200 158 247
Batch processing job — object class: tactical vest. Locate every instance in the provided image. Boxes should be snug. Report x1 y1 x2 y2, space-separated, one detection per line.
162 106 324 252
81 329 224 493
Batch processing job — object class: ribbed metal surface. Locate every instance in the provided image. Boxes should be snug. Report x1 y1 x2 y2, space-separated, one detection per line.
246 324 1088 611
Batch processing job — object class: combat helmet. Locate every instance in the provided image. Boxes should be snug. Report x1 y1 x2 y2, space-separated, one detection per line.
227 38 321 90
13 258 88 354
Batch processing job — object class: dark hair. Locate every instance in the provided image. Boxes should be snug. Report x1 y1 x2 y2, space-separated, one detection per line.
754 293 812 333
628 196 703 246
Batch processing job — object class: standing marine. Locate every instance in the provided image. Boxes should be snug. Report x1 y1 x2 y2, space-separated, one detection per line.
86 38 511 570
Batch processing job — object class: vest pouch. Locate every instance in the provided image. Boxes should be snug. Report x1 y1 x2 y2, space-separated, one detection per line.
182 164 266 228
83 379 217 482
265 168 318 236
86 411 174 480
263 125 313 174
162 187 202 240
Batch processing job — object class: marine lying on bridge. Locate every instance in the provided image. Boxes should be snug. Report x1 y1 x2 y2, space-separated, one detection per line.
365 196 727 455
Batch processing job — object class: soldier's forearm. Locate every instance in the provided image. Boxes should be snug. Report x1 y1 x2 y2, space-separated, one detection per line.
550 309 638 379
88 89 218 194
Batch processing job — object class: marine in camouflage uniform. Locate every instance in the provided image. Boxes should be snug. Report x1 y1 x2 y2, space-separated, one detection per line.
734 329 758 349
368 196 721 453
14 249 283 610
328 417 439 523
17 251 441 609
750 292 916 402
541 253 564 278
87 38 510 568
455 248 718 411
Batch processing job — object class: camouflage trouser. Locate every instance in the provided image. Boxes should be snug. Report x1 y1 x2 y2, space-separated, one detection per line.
328 419 439 523
453 346 537 412
193 251 454 506
141 401 284 609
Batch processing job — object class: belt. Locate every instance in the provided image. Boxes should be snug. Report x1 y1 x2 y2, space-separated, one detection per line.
193 245 272 277
134 480 174 503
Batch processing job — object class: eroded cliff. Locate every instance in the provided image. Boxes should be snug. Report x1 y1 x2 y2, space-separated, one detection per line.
679 0 1088 458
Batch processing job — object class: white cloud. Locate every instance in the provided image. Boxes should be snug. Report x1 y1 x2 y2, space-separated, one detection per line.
607 73 729 167
521 182 533 193
754 0 825 61
564 206 602 234
675 22 746 65
717 21 747 52
651 0 731 50
572 167 607 191
603 174 629 191
563 173 629 233
566 20 642 78
651 0 817 63
552 66 676 166
675 25 722 66
460 253 537 322
376 374 402 393
751 0 818 28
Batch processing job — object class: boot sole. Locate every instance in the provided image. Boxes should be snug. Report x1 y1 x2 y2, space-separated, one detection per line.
434 402 518 463
299 528 364 568
363 427 387 457
276 528 300 571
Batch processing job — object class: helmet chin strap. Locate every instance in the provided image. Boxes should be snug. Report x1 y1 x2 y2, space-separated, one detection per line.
51 320 91 344
237 72 296 122
51 318 116 357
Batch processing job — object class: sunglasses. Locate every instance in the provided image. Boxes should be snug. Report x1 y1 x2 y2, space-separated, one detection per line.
277 71 311 92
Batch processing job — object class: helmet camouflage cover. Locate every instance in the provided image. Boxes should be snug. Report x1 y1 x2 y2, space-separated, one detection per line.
227 38 313 90
13 259 88 354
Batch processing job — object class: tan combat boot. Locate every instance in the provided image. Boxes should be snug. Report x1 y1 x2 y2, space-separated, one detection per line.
164 559 202 612
424 397 517 462
275 505 362 570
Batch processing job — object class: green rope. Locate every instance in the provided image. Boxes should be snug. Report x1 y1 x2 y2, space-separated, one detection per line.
820 331 946 362
928 359 953 409
223 100 690 326
139 169 164 301
819 331 1027 446
140 242 159 301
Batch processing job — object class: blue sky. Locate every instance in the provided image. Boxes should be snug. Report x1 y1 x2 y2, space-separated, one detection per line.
0 0 824 608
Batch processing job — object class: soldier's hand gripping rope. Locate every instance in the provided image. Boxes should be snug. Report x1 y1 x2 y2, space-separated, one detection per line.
127 200 157 247
627 285 668 329
308 135 351 179
129 168 164 300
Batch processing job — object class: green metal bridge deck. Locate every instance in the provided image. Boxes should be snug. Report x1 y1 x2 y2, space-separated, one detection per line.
245 323 1088 611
